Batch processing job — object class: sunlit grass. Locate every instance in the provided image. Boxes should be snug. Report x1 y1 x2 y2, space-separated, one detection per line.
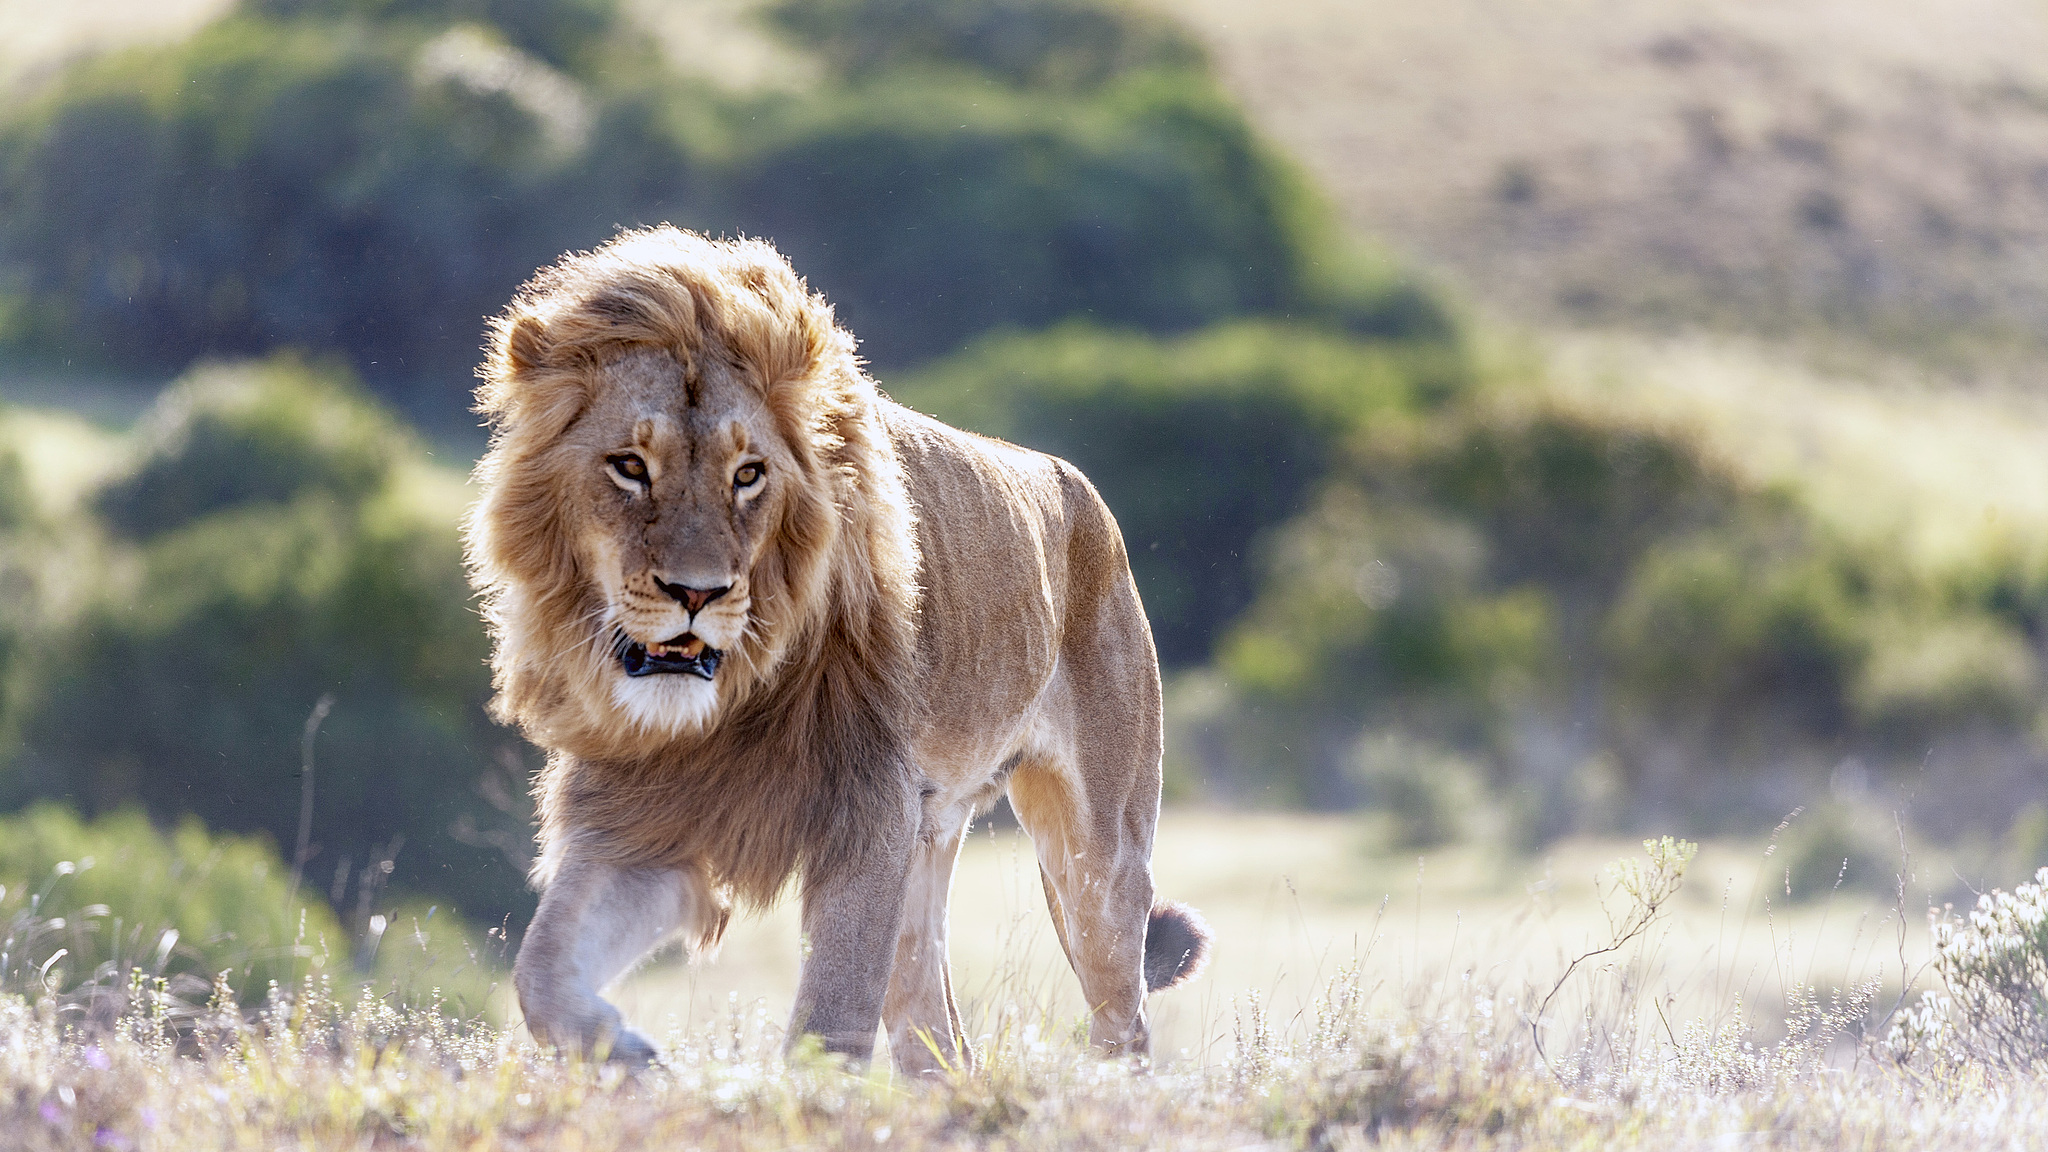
617 810 1944 1070
1545 331 2048 583
8 822 2048 1150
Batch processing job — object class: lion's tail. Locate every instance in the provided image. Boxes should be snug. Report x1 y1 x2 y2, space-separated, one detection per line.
1143 901 1213 992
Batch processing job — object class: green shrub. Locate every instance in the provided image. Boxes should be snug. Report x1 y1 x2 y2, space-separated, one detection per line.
1603 532 1867 738
1775 803 1901 903
1852 613 2042 738
0 360 532 927
732 73 1390 366
1409 402 1744 599
1348 731 1488 850
93 357 403 539
1193 393 1914 817
0 0 1437 417
891 321 1468 663
0 803 339 1000
0 15 596 405
0 804 501 1012
1214 488 1553 706
0 447 30 535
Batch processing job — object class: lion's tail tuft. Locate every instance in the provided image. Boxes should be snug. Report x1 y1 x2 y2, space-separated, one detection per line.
1143 901 1213 992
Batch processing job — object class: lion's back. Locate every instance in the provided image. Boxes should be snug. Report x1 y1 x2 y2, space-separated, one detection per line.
880 401 1150 772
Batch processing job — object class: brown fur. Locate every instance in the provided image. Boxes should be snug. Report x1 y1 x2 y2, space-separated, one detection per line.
467 226 1212 1069
467 227 919 909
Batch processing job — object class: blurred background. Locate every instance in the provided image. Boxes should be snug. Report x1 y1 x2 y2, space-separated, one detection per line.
2 0 2047 1039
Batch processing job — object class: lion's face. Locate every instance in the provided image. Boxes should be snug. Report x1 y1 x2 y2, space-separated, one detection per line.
557 348 796 734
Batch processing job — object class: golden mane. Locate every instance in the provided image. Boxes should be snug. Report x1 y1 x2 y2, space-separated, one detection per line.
464 227 921 907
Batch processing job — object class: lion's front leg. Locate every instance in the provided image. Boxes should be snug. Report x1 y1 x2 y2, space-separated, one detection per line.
515 848 724 1064
789 824 917 1063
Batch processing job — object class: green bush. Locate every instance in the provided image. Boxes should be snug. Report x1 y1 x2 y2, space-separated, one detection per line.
1215 399 1755 716
1603 531 1867 739
1190 393 1893 817
0 14 629 416
94 357 404 539
891 321 1468 664
1409 402 1745 599
0 0 1434 418
0 804 502 1012
0 803 339 1000
732 73 1411 366
1348 731 1488 850
1852 613 2042 738
1775 803 1901 902
0 360 532 927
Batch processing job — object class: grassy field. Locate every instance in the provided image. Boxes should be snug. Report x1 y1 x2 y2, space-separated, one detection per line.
608 810 1927 1068
10 808 2030 1150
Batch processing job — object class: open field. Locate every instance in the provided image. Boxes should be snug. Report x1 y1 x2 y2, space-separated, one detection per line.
10 808 2036 1151
610 810 1929 1067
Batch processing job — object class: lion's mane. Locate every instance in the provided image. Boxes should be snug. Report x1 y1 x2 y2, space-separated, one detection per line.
465 227 921 907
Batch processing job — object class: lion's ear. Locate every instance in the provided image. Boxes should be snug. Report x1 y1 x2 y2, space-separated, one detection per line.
480 311 588 435
505 313 551 374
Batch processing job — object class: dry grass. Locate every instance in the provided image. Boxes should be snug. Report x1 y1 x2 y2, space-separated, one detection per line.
7 819 2043 1150
614 811 1932 1069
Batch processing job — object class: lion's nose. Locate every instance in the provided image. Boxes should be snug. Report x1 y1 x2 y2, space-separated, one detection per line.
653 577 731 616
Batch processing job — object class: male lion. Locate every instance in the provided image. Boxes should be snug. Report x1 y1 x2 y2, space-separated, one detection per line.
466 226 1210 1071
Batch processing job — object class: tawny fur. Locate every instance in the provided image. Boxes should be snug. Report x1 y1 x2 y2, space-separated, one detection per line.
465 226 1212 1069
467 229 919 908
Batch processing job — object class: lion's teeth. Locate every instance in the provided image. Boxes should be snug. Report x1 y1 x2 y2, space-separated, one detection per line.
644 637 707 659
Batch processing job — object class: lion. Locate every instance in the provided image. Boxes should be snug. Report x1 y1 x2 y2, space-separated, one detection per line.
465 225 1211 1072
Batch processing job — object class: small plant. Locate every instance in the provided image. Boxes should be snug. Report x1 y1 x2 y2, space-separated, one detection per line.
1888 866 2048 1073
1530 836 1697 1076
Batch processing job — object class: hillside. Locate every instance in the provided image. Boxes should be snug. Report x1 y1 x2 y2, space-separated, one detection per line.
1173 0 2048 366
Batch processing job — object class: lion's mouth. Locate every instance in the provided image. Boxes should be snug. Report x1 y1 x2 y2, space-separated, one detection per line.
617 631 723 680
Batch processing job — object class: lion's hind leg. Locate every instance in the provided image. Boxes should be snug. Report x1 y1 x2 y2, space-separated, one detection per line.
1006 473 1211 1058
1009 754 1157 1058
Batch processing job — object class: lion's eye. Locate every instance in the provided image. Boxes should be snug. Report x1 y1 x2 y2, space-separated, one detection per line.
608 453 649 484
734 462 765 489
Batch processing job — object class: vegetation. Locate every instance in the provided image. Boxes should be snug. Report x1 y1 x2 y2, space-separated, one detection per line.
1890 865 2048 1073
891 320 1465 665
0 804 335 1003
0 0 1411 420
0 359 532 929
0 804 498 1014
898 320 2048 833
0 832 2044 1149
